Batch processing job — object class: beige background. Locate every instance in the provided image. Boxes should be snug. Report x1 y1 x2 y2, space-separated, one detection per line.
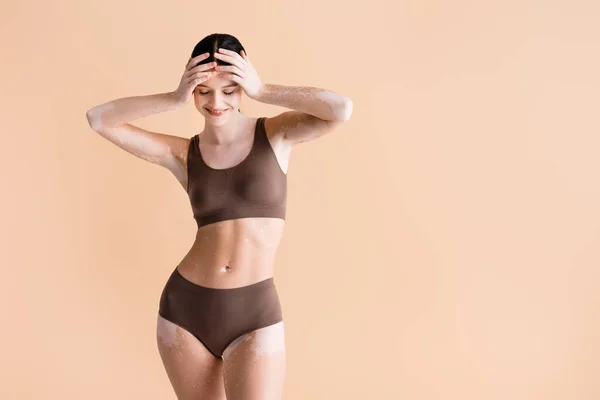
1 0 599 399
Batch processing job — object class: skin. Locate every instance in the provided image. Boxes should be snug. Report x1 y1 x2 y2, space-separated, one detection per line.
86 48 352 400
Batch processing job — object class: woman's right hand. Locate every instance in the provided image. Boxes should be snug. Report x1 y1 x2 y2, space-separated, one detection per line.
173 52 217 105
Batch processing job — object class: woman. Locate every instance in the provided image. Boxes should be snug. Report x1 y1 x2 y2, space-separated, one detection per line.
85 33 352 400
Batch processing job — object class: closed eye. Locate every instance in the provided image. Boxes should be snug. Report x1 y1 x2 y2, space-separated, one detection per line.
199 91 235 96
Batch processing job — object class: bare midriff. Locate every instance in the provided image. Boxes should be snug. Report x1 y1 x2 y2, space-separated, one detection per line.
174 217 286 289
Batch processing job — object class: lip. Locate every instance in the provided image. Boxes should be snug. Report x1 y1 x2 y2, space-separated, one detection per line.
205 107 228 112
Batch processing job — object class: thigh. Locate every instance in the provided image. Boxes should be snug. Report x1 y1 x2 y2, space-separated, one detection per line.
156 314 226 400
222 321 287 400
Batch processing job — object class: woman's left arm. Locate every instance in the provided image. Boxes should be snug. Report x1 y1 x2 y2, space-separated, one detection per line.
252 83 353 122
253 84 353 145
214 48 353 144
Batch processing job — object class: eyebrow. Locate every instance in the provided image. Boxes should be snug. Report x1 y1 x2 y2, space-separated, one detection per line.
198 83 239 89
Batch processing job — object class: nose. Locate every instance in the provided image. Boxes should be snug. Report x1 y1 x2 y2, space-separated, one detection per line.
206 96 228 108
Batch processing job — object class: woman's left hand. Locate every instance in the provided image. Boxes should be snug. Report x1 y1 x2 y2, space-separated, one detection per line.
213 48 264 99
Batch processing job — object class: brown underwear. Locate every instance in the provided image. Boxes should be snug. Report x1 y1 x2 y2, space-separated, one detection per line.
158 266 283 358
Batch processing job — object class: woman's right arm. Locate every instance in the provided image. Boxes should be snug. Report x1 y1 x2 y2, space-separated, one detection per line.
85 52 216 185
85 92 188 181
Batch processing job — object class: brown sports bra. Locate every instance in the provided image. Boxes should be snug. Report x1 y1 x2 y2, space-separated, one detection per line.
186 117 287 228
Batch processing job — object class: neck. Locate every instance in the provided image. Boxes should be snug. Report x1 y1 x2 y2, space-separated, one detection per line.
201 110 247 144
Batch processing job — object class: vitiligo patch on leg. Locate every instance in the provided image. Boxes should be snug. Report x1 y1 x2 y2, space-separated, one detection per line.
250 322 285 357
156 315 182 348
226 322 285 358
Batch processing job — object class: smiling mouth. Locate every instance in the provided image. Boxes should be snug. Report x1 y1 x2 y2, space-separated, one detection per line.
205 107 229 115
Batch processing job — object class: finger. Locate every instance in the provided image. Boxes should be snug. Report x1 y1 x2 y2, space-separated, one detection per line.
188 76 212 87
214 50 243 68
213 51 239 64
187 71 215 84
241 50 248 60
217 48 243 58
218 72 241 82
183 64 216 80
214 65 242 75
192 70 215 80
194 74 213 84
187 52 210 69
193 52 211 62
188 61 217 74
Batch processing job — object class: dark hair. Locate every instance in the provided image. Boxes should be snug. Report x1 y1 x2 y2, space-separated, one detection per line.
191 33 246 65
191 33 246 113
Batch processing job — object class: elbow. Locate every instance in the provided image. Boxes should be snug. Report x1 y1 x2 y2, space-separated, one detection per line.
333 97 353 122
86 108 102 131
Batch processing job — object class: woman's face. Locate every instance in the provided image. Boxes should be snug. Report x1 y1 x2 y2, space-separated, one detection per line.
193 71 242 123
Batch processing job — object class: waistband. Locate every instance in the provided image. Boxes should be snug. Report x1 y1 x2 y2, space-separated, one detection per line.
170 266 276 296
